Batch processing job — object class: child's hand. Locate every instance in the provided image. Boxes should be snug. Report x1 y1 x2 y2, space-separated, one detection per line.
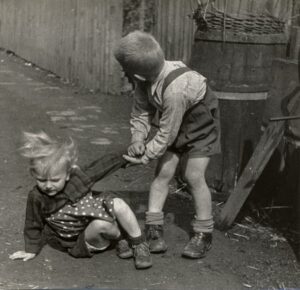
9 251 36 261
128 141 145 157
123 154 150 165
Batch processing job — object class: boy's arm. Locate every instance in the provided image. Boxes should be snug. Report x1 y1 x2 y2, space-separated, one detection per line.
130 82 156 144
23 189 46 255
144 93 186 160
145 75 206 160
83 151 128 185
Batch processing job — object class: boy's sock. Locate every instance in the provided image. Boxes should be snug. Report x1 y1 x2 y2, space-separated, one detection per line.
145 211 164 225
191 216 214 233
128 234 146 246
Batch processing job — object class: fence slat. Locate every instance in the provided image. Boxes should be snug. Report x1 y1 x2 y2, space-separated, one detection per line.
0 0 122 94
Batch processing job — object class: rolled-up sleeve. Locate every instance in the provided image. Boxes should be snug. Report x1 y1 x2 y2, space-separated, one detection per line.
130 83 156 143
145 72 207 159
145 90 188 159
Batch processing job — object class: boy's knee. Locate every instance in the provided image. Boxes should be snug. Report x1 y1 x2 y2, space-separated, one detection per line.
184 171 206 188
89 219 112 233
113 198 128 214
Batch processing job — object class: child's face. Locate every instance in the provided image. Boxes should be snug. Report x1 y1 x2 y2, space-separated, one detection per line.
123 67 159 84
32 165 70 196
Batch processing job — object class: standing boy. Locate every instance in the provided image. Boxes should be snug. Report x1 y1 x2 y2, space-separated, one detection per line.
114 30 221 259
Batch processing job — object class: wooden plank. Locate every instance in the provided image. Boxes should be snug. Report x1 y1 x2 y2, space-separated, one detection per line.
218 86 300 229
217 120 285 229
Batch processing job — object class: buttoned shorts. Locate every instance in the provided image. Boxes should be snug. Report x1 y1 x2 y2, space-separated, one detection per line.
168 87 221 158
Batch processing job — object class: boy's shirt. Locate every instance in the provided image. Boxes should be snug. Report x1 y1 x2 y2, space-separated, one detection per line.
131 61 207 160
24 152 127 254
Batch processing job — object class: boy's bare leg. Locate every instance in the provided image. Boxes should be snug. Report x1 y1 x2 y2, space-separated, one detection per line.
181 156 214 259
183 156 211 219
148 151 180 212
146 151 180 252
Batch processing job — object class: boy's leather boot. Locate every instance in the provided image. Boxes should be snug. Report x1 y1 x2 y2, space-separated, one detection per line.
132 241 152 269
116 239 133 259
145 224 167 253
182 232 212 259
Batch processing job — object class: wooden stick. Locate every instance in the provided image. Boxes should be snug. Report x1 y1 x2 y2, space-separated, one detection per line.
269 115 300 121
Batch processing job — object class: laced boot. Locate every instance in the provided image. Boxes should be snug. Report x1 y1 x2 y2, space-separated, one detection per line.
116 239 133 259
132 241 152 269
182 232 212 259
146 224 167 253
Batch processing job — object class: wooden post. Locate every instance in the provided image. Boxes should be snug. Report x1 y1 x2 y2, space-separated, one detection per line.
289 26 300 60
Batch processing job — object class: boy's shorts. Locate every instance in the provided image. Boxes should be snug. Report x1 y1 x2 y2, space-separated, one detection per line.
168 87 221 158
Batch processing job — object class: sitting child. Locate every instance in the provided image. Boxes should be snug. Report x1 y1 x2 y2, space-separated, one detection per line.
9 132 152 269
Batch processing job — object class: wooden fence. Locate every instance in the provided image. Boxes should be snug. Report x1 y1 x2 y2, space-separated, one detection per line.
152 0 197 64
0 0 123 94
0 0 296 94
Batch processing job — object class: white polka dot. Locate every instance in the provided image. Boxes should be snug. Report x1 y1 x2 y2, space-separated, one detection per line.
109 209 112 212
110 201 113 204
87 205 91 207
91 213 94 216
99 213 102 217
67 234 71 237
59 209 63 213
82 212 86 215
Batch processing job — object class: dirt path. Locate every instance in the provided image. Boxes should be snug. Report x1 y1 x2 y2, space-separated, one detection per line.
0 50 299 290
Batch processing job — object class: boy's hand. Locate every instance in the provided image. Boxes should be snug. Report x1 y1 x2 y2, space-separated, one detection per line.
123 154 150 165
9 251 36 261
128 141 145 157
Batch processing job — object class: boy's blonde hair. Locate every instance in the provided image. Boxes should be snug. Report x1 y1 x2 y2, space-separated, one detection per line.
114 30 164 77
20 131 78 176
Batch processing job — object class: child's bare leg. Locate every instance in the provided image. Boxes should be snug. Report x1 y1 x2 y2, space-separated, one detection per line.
85 219 120 249
113 198 141 238
113 198 152 269
182 156 213 259
148 151 180 212
183 156 212 220
146 151 180 253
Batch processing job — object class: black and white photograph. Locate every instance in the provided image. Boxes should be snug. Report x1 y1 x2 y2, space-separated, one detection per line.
0 0 299 289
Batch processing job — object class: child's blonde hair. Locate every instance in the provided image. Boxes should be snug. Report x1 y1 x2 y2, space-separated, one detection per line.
114 30 164 77
20 131 78 176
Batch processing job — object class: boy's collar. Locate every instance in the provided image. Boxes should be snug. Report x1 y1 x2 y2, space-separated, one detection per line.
149 61 167 95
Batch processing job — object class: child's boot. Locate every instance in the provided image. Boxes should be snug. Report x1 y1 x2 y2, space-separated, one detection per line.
145 211 167 253
116 239 133 259
182 216 213 259
129 235 152 269
182 232 212 258
145 224 167 253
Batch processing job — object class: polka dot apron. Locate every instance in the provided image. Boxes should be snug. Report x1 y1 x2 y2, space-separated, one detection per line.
46 191 116 239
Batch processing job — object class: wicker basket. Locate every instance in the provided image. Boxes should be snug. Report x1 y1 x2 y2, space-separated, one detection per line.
193 6 285 35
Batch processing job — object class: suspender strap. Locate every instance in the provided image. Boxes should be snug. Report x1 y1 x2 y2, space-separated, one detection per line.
161 66 191 96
